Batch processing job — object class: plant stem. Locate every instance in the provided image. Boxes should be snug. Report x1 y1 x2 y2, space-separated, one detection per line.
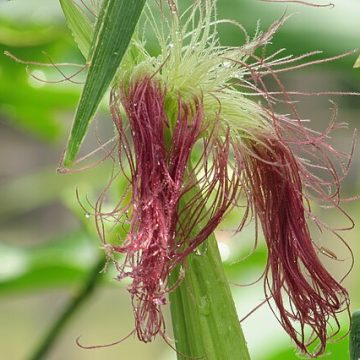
169 192 251 360
29 256 105 360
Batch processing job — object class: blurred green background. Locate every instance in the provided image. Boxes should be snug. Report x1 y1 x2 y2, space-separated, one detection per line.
0 0 359 359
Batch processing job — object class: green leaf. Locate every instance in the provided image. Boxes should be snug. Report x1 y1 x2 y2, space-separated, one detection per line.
63 0 146 166
0 165 111 220
263 327 350 360
224 246 267 279
0 21 79 141
59 0 93 59
0 232 98 294
0 21 60 47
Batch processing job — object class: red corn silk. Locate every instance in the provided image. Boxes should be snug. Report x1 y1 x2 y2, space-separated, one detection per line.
244 137 349 357
108 77 350 355
110 78 238 342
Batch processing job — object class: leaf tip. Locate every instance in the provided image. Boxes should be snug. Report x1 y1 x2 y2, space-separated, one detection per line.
353 55 360 68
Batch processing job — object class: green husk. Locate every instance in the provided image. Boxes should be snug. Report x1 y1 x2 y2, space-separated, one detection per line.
350 310 360 360
169 188 251 360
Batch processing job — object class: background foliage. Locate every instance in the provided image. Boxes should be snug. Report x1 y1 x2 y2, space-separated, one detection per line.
0 0 359 359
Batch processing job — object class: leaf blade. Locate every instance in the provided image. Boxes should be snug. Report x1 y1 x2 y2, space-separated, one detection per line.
63 0 146 166
59 0 93 59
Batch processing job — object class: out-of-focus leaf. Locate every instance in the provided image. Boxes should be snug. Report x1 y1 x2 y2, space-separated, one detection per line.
0 21 60 47
0 164 111 220
0 20 80 140
0 75 78 140
263 329 349 360
223 247 267 280
59 0 93 59
63 0 146 166
0 231 98 294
